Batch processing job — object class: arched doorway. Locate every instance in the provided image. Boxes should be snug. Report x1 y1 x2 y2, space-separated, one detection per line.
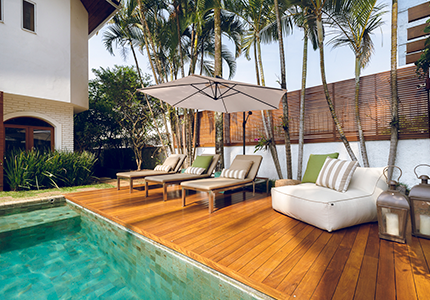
4 117 54 152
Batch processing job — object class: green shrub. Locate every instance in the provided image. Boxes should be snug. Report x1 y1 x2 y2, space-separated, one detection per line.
3 150 97 191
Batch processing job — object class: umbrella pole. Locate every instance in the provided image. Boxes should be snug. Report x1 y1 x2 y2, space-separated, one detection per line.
243 111 253 155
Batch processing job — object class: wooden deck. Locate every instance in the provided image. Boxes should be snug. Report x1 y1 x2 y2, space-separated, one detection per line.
65 184 430 300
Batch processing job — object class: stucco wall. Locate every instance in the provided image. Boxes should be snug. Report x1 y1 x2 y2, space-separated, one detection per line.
197 139 430 189
3 93 74 151
0 0 88 112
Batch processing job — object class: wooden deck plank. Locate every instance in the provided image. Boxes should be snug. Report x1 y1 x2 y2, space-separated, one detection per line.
63 185 429 300
354 223 380 300
286 230 346 299
394 242 418 300
332 224 371 300
310 226 359 300
409 237 430 300
375 239 396 300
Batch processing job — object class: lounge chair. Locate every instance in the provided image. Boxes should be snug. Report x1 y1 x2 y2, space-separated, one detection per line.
181 155 263 213
116 154 187 193
144 154 220 201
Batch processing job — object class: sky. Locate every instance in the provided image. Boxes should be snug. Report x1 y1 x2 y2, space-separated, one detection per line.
88 0 393 93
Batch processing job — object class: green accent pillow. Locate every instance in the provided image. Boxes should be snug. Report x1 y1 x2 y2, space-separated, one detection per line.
301 153 339 183
191 155 213 171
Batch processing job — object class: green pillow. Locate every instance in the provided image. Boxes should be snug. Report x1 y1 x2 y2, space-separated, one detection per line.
301 153 339 183
191 155 213 171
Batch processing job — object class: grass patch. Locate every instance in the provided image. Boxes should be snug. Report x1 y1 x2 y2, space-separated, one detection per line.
0 183 115 200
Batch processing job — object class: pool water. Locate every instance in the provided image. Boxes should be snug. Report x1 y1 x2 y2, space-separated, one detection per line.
0 206 139 299
0 201 269 300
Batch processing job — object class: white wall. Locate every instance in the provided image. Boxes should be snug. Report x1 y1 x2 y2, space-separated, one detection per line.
0 0 88 111
197 139 430 189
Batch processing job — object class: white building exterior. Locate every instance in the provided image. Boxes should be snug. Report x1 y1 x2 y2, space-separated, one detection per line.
0 0 119 151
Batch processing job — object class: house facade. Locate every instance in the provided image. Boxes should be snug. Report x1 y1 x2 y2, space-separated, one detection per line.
0 0 120 189
0 0 119 152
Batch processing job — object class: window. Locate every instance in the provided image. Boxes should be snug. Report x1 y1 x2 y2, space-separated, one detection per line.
5 117 54 152
23 0 35 32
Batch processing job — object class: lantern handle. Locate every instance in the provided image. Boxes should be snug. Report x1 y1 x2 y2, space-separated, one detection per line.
413 164 430 180
383 165 402 183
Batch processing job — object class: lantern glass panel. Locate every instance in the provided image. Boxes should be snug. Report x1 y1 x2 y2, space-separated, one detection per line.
412 200 430 236
381 207 407 237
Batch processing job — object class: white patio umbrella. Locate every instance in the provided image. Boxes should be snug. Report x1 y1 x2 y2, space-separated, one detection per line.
138 74 287 154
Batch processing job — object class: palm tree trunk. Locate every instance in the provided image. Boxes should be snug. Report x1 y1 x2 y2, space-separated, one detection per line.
355 55 369 167
316 18 358 162
214 5 224 170
175 2 185 78
253 40 260 85
388 0 399 179
256 31 283 179
298 31 308 180
274 0 292 179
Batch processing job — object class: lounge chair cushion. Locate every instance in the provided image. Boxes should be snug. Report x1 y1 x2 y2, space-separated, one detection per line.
316 158 358 192
302 152 339 183
192 155 213 171
221 159 253 179
184 166 205 175
163 156 180 169
154 165 172 172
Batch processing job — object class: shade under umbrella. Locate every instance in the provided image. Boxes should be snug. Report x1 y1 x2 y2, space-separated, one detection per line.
137 74 286 114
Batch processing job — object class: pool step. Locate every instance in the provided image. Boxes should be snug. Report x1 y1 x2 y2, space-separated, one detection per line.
0 206 81 253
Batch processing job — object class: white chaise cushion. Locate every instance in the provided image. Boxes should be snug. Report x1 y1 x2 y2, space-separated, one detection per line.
272 167 387 232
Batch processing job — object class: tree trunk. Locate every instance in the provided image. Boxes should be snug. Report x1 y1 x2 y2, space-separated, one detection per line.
316 18 358 162
175 2 185 78
388 0 399 179
274 0 292 179
298 31 308 180
214 5 224 170
355 55 369 167
130 42 169 157
256 31 283 178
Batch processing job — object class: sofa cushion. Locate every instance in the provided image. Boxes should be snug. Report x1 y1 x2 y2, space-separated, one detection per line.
192 155 213 171
184 166 205 175
163 156 180 170
221 160 254 179
302 153 339 183
154 165 172 172
316 158 358 192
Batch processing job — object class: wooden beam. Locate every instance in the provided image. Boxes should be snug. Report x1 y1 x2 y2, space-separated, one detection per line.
407 39 427 54
408 23 428 41
408 2 430 23
406 52 423 65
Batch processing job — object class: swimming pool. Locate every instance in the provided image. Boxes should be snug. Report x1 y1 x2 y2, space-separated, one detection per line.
0 199 270 299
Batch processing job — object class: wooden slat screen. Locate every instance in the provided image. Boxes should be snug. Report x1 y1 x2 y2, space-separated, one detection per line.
197 66 429 147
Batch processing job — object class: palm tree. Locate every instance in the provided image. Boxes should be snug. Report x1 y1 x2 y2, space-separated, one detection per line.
388 0 399 179
273 0 293 179
102 0 170 157
227 0 284 179
328 0 386 167
290 0 358 162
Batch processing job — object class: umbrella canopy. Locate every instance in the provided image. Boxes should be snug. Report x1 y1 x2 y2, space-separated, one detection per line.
137 74 286 113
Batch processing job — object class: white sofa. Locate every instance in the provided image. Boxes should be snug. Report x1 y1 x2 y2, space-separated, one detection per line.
271 167 388 232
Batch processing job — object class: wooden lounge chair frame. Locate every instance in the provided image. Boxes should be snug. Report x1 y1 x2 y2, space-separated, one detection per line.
181 155 264 213
116 154 187 193
144 154 220 201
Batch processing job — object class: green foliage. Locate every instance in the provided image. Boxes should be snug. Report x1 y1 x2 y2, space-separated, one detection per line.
3 150 97 191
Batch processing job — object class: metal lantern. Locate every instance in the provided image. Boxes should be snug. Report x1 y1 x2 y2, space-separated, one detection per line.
409 164 430 239
376 166 410 244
